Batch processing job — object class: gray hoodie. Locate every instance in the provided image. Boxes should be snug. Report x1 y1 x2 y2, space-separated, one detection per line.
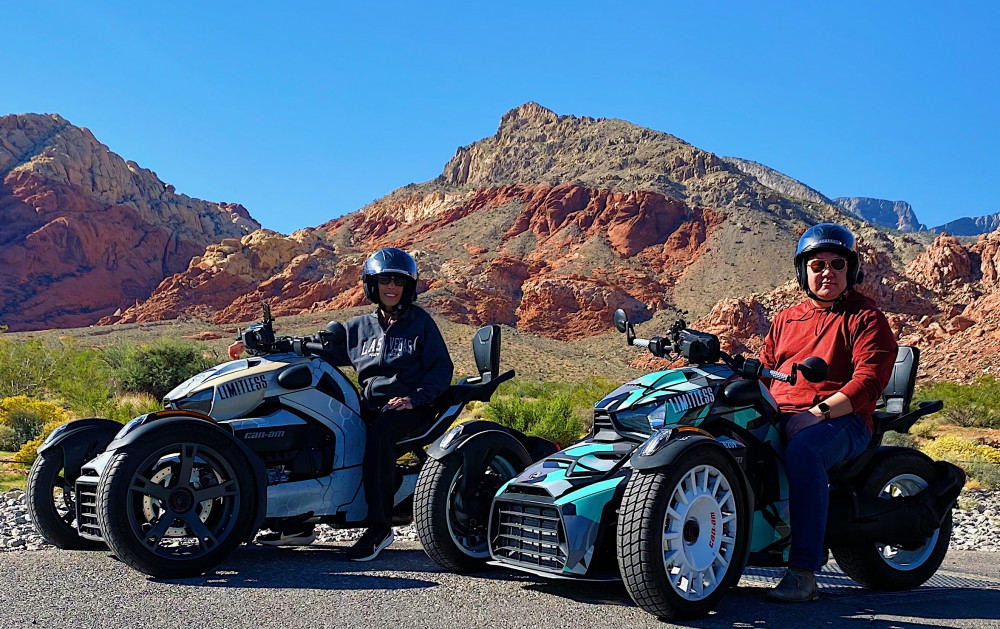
329 305 453 409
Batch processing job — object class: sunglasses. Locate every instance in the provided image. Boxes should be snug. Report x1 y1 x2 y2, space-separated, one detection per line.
377 276 408 287
807 258 848 273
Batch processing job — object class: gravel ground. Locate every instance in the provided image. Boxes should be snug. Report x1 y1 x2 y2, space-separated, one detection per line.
2 488 998 553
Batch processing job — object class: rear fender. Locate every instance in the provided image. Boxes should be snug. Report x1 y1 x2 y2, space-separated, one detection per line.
36 418 123 486
108 412 268 541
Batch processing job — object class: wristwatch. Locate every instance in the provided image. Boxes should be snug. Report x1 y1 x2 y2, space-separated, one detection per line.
817 402 832 420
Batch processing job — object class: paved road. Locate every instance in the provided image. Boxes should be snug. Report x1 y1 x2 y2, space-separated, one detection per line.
1 543 998 629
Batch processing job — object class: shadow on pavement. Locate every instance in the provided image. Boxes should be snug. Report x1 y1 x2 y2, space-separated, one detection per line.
154 545 440 590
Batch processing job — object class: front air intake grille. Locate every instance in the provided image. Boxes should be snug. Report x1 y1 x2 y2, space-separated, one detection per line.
593 409 613 431
490 498 567 572
75 477 103 541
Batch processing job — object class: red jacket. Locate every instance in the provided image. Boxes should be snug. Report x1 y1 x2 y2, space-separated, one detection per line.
760 291 897 433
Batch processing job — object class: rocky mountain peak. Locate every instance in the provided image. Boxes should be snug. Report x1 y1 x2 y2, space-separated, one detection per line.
0 113 260 331
834 197 924 232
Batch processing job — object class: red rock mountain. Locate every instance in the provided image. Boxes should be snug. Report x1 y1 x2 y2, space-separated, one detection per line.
0 114 260 331
52 102 998 381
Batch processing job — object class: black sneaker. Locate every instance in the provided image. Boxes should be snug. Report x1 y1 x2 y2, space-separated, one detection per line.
257 524 317 546
765 566 819 603
346 526 394 561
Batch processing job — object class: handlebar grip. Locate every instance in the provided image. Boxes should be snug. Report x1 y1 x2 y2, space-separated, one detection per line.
632 339 650 349
304 342 325 354
762 368 791 383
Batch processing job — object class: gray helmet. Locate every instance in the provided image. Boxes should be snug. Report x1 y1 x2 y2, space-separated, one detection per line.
794 223 863 297
362 248 418 312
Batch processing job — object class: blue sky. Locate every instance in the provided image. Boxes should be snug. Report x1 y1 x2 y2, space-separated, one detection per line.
4 2 997 234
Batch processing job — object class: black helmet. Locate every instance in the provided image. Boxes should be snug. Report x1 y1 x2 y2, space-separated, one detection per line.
362 248 419 312
794 223 864 295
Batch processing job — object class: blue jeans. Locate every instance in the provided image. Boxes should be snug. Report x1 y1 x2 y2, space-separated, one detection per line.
783 413 871 572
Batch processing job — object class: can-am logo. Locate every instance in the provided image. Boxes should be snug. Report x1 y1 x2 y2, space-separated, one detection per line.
218 375 268 400
244 430 285 440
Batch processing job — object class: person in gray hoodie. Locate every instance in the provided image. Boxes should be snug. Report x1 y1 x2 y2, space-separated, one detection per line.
245 248 453 560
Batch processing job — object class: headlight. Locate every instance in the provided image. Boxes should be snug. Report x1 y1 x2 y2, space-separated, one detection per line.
613 402 667 434
639 429 673 457
173 388 214 415
439 425 464 450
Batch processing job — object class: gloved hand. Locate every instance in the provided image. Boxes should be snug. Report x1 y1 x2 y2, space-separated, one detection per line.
784 410 822 440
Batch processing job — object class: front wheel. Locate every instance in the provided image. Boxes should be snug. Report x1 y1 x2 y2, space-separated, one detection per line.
831 452 952 590
26 450 104 550
414 450 520 572
617 448 749 619
96 425 259 578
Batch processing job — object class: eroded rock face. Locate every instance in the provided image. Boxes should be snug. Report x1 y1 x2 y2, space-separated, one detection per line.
0 114 259 331
904 234 973 289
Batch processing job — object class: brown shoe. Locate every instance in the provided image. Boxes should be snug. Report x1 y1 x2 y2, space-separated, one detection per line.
766 567 819 603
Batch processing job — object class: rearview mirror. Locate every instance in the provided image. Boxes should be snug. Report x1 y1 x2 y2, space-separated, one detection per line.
613 309 629 334
798 357 829 383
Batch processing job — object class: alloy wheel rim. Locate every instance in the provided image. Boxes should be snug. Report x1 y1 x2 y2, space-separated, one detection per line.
876 473 937 570
126 442 241 560
661 464 738 601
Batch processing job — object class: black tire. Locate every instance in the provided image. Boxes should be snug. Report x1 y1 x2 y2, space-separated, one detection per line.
414 451 520 572
26 450 104 550
831 451 952 590
96 425 258 578
618 448 749 620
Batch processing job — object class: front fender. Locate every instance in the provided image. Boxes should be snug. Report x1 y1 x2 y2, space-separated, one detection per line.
427 420 533 466
107 412 268 542
36 417 123 486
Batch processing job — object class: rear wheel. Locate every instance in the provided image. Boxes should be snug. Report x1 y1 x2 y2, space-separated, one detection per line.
618 448 749 619
414 450 520 572
96 425 258 578
831 452 952 590
26 450 104 550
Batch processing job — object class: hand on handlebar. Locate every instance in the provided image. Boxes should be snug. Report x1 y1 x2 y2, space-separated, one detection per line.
228 341 245 360
382 397 414 411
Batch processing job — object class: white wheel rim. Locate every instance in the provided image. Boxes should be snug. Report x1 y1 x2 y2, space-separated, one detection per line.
662 464 738 601
876 473 938 571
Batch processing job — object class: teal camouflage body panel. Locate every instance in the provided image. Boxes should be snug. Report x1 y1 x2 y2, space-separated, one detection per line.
490 362 797 577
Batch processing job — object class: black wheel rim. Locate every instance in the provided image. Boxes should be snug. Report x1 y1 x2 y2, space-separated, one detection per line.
125 442 241 561
52 468 76 526
446 455 517 558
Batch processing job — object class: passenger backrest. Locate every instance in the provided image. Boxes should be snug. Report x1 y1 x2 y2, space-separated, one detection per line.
472 325 501 384
882 346 919 414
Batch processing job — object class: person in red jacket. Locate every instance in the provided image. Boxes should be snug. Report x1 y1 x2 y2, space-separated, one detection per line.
761 223 897 603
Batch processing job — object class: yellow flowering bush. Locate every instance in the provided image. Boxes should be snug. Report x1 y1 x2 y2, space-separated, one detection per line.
0 395 68 449
921 434 1000 466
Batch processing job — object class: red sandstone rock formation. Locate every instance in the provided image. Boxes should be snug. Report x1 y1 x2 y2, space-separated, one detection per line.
0 114 259 331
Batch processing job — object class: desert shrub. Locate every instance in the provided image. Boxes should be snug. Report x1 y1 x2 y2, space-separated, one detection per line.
0 396 69 450
484 395 584 447
49 341 117 417
880 430 917 449
920 434 1000 488
99 392 162 424
0 338 60 399
13 416 74 465
0 424 17 451
914 376 1000 428
102 339 214 400
492 377 614 434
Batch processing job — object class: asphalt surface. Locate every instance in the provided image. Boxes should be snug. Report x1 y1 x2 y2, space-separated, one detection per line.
1 543 998 629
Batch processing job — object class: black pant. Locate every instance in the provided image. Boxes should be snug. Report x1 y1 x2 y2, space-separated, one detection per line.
361 405 432 524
